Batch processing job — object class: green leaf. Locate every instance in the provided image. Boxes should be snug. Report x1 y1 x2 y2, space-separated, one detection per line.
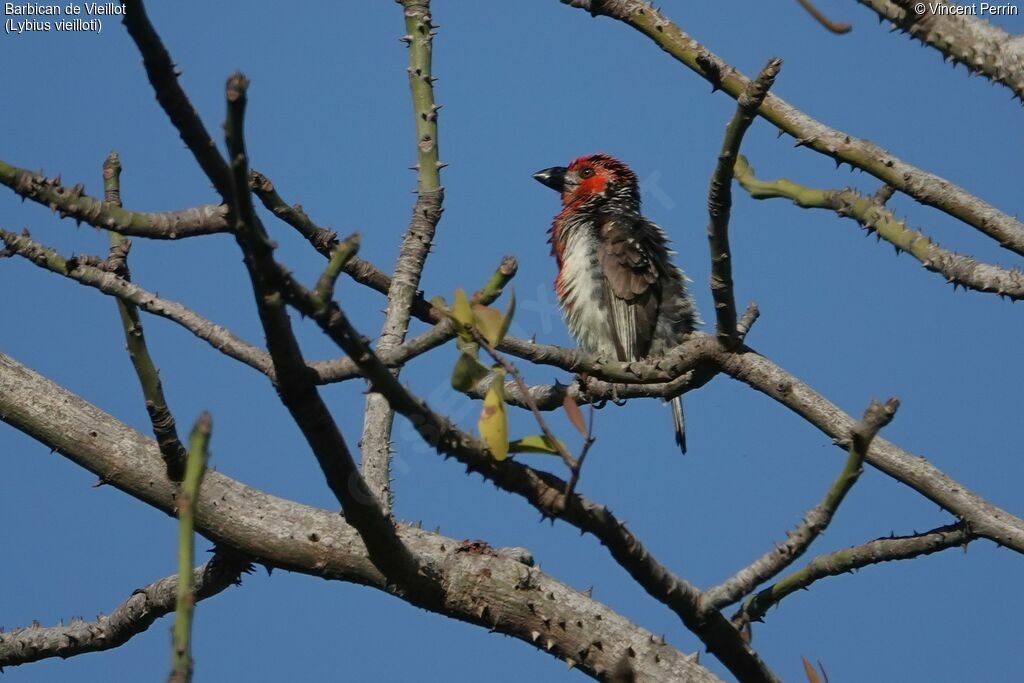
430 295 449 312
451 349 490 391
509 434 568 455
472 303 503 346
478 370 508 461
450 288 474 343
452 288 473 326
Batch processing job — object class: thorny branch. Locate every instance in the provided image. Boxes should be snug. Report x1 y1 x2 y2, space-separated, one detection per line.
360 0 446 512
271 263 778 682
169 412 212 683
733 156 1024 300
706 57 781 349
0 551 251 668
704 398 900 611
0 159 228 239
558 0 1024 257
220 73 435 596
121 0 233 198
7 218 1024 566
1 0 1021 680
102 152 187 480
0 353 718 682
734 522 973 629
856 0 1024 102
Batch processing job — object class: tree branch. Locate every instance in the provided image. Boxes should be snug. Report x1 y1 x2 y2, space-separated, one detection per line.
220 73 434 596
0 227 521 388
707 58 781 350
0 158 228 239
704 398 899 610
274 275 777 682
102 152 187 480
248 170 339 255
0 352 719 683
247 170 439 322
734 156 1024 300
0 551 250 668
558 0 1024 257
0 229 276 379
734 522 974 629
169 412 211 683
9 213 1023 567
360 0 447 512
708 343 1024 554
856 0 1024 102
121 0 233 198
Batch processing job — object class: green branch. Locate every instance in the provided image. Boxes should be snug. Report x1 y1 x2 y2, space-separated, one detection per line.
102 152 187 479
732 522 972 629
721 398 900 627
734 156 1024 300
248 170 339 255
706 58 780 350
169 412 212 683
312 234 361 310
359 0 446 512
401 0 443 193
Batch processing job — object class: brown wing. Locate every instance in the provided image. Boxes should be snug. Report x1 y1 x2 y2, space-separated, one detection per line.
596 215 660 361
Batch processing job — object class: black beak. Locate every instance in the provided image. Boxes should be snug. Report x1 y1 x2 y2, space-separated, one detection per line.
532 166 567 192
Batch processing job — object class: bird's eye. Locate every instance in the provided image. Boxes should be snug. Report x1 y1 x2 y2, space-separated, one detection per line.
578 167 595 179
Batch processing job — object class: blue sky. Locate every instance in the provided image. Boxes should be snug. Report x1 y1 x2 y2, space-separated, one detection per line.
2 1 1023 681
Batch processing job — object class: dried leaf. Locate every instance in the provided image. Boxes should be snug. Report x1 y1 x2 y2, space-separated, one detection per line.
562 394 587 437
802 657 822 683
478 371 508 461
509 434 567 455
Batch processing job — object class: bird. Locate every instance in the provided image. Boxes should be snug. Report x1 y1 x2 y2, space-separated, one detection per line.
533 153 698 453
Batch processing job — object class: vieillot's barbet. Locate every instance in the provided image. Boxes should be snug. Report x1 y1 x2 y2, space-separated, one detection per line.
533 153 698 453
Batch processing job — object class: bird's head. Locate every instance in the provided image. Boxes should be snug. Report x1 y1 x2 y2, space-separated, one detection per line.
533 153 641 213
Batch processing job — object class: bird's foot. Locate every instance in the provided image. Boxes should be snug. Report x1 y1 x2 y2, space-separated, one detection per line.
574 372 607 409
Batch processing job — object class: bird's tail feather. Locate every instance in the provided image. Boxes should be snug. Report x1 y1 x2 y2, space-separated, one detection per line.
671 396 687 455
